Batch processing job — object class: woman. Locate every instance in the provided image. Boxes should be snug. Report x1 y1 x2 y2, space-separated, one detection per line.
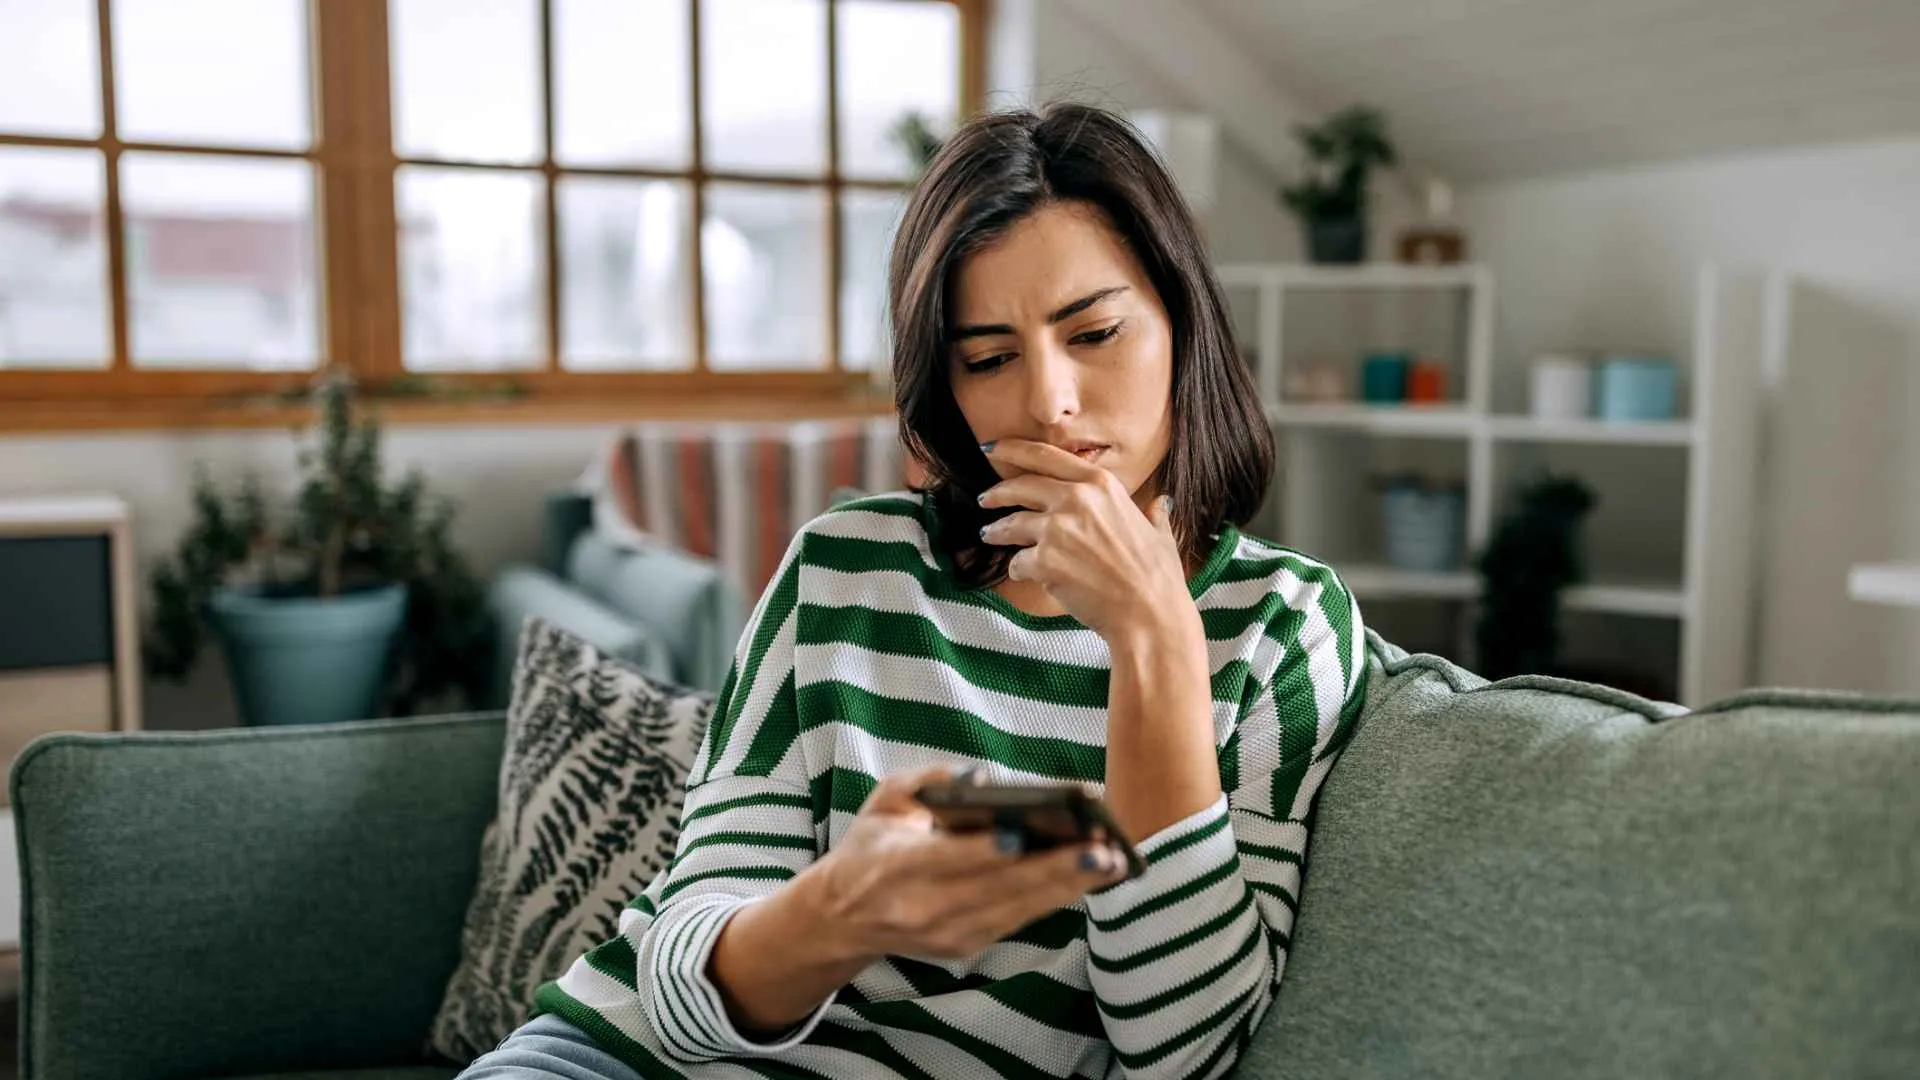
463 101 1367 1080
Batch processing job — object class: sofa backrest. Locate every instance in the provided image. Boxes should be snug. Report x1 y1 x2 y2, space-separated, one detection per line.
1242 634 1920 1078
10 713 507 1080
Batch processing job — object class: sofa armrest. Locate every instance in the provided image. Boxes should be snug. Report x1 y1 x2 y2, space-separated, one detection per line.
9 713 506 1080
486 566 677 709
542 491 595 578
565 533 743 692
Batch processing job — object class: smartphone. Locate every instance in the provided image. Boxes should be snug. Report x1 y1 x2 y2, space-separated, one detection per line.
914 780 1146 879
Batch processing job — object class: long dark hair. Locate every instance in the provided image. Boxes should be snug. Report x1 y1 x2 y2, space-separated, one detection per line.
889 102 1273 588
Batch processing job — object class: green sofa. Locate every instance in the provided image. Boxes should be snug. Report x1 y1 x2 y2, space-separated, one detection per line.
13 635 1920 1079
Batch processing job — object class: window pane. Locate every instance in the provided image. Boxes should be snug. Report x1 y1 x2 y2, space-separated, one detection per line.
836 0 958 179
703 183 827 370
701 0 826 176
114 0 311 149
555 0 690 168
559 177 693 371
0 0 100 137
121 153 318 368
391 0 541 163
839 188 903 371
398 167 544 370
0 147 108 367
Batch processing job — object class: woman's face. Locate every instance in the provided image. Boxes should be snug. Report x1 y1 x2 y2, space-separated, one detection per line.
946 200 1175 505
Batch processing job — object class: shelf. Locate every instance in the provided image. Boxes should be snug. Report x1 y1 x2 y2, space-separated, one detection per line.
1562 580 1689 618
1848 562 1920 609
1267 402 1477 438
1217 262 1488 291
1338 565 1479 601
1489 416 1696 447
1338 562 1687 618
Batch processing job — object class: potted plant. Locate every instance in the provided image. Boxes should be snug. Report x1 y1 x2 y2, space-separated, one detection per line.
889 110 946 176
145 370 489 726
1279 105 1397 264
1473 473 1597 680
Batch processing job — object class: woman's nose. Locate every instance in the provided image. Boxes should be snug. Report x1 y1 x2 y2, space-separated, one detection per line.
1023 345 1080 426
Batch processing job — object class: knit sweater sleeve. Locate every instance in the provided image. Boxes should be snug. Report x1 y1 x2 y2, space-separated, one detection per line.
1082 559 1368 1080
537 535 830 1064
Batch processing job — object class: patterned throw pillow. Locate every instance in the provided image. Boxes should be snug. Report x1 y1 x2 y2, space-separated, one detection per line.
429 617 714 1062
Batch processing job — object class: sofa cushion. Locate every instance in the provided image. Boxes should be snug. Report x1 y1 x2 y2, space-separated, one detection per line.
1242 634 1920 1078
218 1070 457 1080
486 566 676 708
430 619 714 1063
10 713 506 1080
566 532 741 692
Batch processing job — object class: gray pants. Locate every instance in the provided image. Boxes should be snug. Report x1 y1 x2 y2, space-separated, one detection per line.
458 1014 646 1080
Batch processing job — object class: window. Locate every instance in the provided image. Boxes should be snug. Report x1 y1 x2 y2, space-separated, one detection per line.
0 0 979 422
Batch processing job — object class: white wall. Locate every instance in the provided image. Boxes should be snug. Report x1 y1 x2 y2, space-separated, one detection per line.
0 422 620 728
1457 135 1920 695
992 0 1324 265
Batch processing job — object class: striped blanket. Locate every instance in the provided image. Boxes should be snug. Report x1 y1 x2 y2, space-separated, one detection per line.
592 417 919 596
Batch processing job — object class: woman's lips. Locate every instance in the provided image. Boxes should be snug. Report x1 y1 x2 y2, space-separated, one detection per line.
1070 445 1109 462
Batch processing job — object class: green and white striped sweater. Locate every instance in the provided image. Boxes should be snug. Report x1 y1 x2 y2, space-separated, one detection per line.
536 491 1367 1079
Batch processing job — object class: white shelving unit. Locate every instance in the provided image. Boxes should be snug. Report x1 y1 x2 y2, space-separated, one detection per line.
1219 261 1769 705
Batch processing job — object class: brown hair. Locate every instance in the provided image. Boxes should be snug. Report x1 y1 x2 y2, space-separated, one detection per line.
889 102 1273 588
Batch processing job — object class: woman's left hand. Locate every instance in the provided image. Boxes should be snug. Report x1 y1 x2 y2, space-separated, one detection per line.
978 438 1192 638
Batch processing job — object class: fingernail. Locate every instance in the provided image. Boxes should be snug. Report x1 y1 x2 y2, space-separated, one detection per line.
978 525 991 540
1079 848 1108 873
995 829 1025 855
978 441 996 454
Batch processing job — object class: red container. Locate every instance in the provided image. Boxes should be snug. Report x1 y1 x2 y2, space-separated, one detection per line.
1408 360 1448 403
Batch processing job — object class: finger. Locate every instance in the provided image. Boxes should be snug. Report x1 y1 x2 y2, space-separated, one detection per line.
1006 545 1042 583
960 842 1128 922
978 509 1045 548
895 826 1025 878
978 473 1076 513
1149 493 1177 542
980 438 1101 483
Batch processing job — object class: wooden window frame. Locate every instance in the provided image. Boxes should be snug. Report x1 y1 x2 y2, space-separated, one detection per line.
0 0 983 430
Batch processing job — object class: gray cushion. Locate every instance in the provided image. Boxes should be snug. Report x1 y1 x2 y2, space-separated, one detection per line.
566 532 743 692
486 566 675 708
11 713 506 1080
1243 633 1920 1079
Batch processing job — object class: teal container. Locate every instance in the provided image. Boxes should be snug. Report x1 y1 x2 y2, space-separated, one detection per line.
1361 352 1411 404
1595 355 1679 421
208 582 409 726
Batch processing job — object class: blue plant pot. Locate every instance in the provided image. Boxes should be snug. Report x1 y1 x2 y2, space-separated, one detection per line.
207 582 408 727
1306 218 1367 264
1381 485 1466 573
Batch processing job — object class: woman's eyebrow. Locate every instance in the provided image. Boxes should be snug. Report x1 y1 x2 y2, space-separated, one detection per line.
947 285 1131 341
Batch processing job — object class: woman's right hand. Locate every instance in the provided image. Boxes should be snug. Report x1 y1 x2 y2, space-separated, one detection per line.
797 765 1128 962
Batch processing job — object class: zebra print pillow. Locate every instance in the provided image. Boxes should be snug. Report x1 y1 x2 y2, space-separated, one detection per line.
429 617 715 1062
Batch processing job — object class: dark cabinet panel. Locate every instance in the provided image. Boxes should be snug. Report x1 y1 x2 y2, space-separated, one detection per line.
0 536 114 671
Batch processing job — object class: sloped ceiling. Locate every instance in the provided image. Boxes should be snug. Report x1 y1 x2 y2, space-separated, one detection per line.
1190 0 1920 181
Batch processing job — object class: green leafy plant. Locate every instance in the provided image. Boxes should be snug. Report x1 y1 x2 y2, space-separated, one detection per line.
1278 105 1397 223
145 370 491 715
1473 473 1597 680
888 111 946 175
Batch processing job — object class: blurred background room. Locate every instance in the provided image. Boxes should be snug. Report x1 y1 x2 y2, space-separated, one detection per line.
1 0 1918 1074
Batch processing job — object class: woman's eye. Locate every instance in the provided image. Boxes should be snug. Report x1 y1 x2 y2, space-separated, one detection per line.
1070 321 1125 347
963 353 1015 374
